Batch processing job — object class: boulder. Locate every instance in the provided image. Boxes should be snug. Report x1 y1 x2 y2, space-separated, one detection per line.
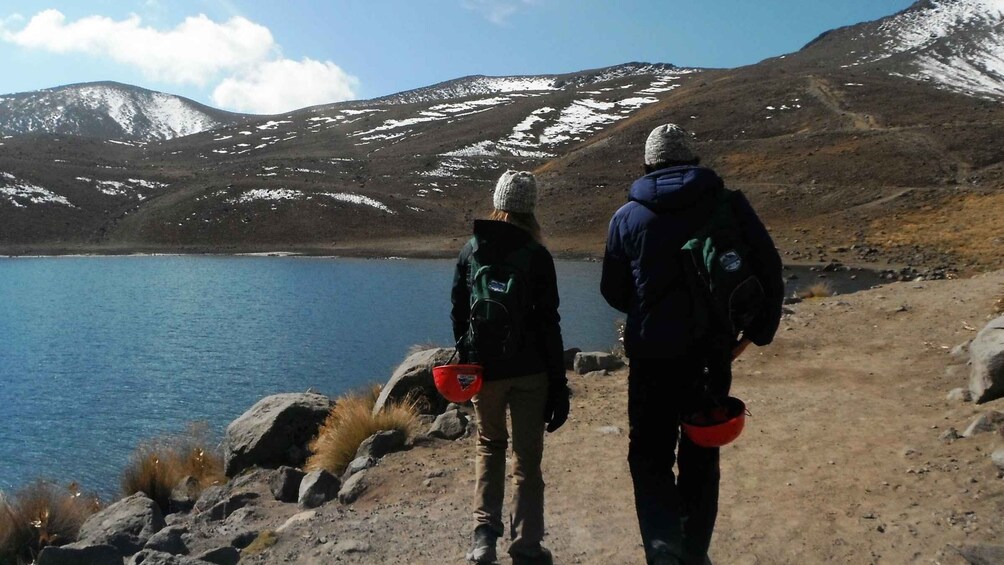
573 352 624 375
204 492 259 522
36 544 123 565
962 411 1004 438
168 477 198 514
126 550 207 565
355 429 407 460
194 546 240 565
338 471 368 504
192 486 225 514
270 466 305 503
222 392 334 477
298 469 341 509
373 348 456 415
428 409 469 440
77 493 165 556
954 544 1004 565
563 348 581 371
341 456 377 482
143 525 189 555
969 315 1004 403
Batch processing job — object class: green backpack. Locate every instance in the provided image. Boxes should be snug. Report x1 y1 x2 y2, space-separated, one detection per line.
465 240 535 362
681 187 766 341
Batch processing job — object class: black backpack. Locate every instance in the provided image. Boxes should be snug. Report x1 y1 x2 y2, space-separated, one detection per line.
681 187 766 341
465 240 535 362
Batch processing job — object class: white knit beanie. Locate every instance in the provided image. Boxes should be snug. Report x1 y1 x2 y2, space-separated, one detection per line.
644 124 698 166
492 170 537 214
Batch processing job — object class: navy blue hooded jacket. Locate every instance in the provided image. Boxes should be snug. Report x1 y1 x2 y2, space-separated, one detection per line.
601 166 784 359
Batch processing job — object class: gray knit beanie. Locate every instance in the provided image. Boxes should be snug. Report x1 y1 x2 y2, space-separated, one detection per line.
493 170 537 214
644 123 698 166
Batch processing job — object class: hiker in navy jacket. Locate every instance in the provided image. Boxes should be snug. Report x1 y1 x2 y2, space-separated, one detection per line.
601 124 783 565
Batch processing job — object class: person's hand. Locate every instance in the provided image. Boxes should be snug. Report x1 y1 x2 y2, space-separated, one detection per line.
544 380 570 433
731 337 752 362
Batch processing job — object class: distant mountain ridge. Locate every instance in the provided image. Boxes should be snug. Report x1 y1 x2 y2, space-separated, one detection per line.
0 81 250 141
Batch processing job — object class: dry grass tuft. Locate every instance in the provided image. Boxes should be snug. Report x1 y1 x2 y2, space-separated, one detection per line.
305 386 420 476
242 530 278 555
0 481 101 564
798 282 834 299
120 422 224 513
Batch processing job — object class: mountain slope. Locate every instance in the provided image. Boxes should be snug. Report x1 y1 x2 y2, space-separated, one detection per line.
0 82 251 141
0 4 1001 273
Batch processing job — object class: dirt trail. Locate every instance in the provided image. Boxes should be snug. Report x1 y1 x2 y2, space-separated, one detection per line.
210 270 1004 565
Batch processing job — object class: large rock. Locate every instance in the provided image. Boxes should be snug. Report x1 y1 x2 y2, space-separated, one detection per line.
970 315 1004 403
563 348 581 371
428 409 469 440
341 456 376 482
222 392 334 476
374 348 456 415
77 493 165 556
194 546 240 565
355 429 407 460
298 469 341 509
573 351 624 374
143 525 189 555
204 492 259 522
126 550 208 565
338 471 368 504
954 544 1004 565
270 466 305 503
36 544 123 565
962 411 1004 437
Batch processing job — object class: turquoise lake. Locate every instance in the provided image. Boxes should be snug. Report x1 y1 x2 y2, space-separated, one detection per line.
0 256 620 497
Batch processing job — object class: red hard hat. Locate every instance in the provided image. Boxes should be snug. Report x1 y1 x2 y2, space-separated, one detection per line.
681 397 748 448
432 364 484 403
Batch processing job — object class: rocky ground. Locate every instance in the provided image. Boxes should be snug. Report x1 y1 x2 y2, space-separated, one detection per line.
49 269 1004 565
213 271 1004 563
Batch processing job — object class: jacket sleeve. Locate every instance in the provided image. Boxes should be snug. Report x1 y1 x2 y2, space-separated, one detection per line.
534 247 566 384
450 243 472 348
733 192 784 346
601 212 633 314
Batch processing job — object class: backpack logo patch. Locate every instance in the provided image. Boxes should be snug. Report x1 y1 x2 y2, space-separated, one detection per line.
457 373 478 389
719 250 742 272
488 280 507 293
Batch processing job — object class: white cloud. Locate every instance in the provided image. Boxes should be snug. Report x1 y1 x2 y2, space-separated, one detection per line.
2 9 274 86
212 58 359 114
463 0 538 24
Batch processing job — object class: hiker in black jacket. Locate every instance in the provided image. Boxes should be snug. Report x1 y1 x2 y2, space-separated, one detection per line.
601 124 784 565
451 170 569 565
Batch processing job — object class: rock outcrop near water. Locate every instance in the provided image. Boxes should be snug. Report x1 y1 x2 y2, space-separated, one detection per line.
373 347 456 415
222 393 334 476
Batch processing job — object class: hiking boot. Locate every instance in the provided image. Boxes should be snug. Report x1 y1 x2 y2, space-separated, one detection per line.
466 525 498 564
510 546 553 565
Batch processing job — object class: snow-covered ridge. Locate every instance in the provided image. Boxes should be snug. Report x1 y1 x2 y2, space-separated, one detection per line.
0 82 241 141
373 63 694 105
230 188 395 214
858 0 1004 98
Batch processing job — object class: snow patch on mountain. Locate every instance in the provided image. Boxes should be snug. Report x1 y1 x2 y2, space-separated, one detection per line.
230 188 394 213
1 172 74 208
857 0 1004 98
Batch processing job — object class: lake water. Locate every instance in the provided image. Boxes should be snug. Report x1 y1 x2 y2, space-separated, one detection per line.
0 256 883 499
0 256 623 498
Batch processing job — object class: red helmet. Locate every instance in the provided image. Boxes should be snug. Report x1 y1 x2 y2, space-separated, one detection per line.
681 397 748 448
432 364 484 403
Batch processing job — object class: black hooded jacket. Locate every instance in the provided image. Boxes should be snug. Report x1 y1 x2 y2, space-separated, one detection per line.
601 166 784 358
451 220 565 383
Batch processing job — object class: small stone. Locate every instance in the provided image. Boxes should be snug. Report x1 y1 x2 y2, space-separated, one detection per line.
276 510 316 533
962 411 1004 437
355 429 406 459
939 428 962 443
270 466 305 503
330 540 370 554
902 447 919 458
991 449 1004 472
195 546 240 565
428 409 469 440
144 525 189 555
298 470 340 509
338 471 368 504
947 388 973 403
341 456 377 482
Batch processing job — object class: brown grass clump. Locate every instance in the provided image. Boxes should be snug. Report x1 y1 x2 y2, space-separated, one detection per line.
0 481 101 564
305 385 420 476
242 530 278 556
798 282 834 299
120 422 224 513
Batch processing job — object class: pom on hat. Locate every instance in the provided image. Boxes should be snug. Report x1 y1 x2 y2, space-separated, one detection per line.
644 124 698 166
493 170 537 214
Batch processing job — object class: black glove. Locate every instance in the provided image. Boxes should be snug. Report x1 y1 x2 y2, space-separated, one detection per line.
544 380 570 433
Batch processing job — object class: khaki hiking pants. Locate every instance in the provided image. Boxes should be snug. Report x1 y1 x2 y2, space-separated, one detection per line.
471 371 548 556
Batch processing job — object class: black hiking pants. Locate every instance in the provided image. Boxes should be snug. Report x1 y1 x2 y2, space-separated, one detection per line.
627 351 732 565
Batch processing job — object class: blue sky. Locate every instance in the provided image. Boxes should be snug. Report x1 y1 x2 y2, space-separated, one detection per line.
0 0 916 114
